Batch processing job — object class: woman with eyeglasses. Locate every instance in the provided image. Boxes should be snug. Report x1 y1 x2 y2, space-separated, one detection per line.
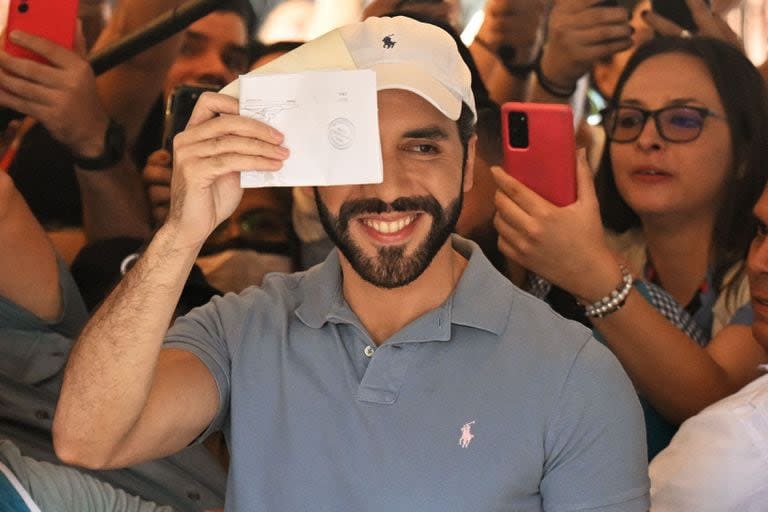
492 36 768 459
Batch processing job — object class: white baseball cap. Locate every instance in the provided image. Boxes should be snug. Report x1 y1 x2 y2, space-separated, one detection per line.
221 16 476 123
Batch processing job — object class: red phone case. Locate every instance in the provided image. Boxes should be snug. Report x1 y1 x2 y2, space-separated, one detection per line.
3 0 79 63
501 102 577 207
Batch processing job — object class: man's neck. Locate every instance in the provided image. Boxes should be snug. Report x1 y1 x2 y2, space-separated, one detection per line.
339 239 468 345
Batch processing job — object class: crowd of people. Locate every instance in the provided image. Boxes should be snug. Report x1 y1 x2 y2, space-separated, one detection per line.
0 0 766 510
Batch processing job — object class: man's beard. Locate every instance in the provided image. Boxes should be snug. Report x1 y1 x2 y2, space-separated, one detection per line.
315 190 462 289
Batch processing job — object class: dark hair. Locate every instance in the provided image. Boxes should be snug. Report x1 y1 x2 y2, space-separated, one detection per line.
218 0 258 38
595 36 768 296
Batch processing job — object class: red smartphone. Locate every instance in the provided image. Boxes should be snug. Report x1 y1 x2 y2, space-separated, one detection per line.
3 0 79 63
501 102 577 207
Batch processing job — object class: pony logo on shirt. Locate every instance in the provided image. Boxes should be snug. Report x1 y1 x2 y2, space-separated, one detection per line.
382 34 396 49
459 421 475 448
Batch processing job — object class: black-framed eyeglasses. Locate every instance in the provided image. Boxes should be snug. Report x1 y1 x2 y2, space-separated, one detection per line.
601 105 723 143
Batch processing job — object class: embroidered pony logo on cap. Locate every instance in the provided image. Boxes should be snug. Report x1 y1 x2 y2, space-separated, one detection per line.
382 34 396 49
459 421 475 448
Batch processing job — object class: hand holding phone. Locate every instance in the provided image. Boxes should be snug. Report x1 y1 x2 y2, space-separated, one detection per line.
651 0 711 33
162 84 220 152
2 0 79 63
501 102 576 207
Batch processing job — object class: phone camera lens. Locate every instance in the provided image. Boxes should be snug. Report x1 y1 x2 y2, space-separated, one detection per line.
508 112 529 149
18 2 29 13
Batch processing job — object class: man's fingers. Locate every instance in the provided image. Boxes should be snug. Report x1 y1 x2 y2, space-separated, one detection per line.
0 86 45 119
146 149 172 167
7 30 79 69
555 0 606 14
152 205 169 226
186 91 238 126
581 23 634 45
143 165 172 186
147 183 171 207
176 152 285 177
177 113 287 155
177 133 290 163
642 9 684 36
0 69 57 105
185 95 285 147
580 37 633 60
585 5 631 25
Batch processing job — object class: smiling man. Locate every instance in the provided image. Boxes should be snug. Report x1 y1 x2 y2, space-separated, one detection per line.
53 16 649 511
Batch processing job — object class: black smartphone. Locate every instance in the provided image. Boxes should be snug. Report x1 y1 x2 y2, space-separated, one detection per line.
162 84 219 152
652 0 711 32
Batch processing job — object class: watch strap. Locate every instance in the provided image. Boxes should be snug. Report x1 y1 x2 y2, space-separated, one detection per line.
73 118 126 171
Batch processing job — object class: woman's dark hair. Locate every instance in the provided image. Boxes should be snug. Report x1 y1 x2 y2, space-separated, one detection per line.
595 36 768 297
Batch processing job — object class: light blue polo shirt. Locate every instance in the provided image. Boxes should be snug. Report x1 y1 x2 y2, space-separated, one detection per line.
166 235 650 511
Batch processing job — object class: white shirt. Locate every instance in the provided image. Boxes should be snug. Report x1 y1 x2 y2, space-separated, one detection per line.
650 372 768 511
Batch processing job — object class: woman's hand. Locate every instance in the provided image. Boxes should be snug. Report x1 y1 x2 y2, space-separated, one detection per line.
492 150 622 302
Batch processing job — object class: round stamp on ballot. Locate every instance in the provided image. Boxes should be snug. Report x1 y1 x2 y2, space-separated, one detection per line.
328 118 355 150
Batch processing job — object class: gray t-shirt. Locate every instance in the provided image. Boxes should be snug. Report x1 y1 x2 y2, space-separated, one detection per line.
0 440 172 512
167 236 650 511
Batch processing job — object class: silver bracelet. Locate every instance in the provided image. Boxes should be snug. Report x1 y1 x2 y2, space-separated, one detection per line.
583 265 633 319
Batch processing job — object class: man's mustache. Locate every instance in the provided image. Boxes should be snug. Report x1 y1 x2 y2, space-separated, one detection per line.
338 196 442 231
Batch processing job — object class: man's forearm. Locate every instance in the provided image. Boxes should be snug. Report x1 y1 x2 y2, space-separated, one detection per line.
469 42 530 104
91 0 185 142
53 224 201 467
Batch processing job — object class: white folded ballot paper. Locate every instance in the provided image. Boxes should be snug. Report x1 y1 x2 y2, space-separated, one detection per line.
238 69 383 188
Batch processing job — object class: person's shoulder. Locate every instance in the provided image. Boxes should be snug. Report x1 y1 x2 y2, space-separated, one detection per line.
697 371 768 418
650 374 768 510
495 281 638 406
499 281 596 359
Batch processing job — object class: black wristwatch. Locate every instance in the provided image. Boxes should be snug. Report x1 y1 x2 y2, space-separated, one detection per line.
73 118 126 171
498 45 535 79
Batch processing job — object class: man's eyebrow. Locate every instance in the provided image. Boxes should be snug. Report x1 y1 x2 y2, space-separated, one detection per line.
402 126 449 140
184 30 208 42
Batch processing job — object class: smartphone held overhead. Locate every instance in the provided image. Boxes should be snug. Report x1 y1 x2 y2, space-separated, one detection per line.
501 102 577 207
2 0 78 63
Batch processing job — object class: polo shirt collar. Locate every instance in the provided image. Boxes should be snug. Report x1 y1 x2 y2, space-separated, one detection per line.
295 235 513 339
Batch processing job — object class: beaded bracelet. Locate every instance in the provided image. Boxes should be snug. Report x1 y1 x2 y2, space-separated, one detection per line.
583 265 633 319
